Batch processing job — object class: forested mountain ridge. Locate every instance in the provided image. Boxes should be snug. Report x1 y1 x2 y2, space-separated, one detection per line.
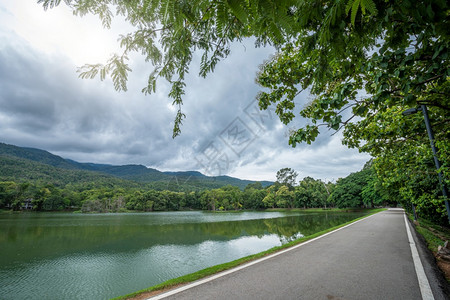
0 142 272 190
0 154 140 188
0 143 79 170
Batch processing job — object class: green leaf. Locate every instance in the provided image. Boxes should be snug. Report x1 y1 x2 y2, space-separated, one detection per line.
172 109 186 138
348 0 361 25
37 0 65 10
226 0 247 23
346 0 377 25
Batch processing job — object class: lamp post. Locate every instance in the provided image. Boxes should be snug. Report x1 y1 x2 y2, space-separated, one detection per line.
402 105 450 223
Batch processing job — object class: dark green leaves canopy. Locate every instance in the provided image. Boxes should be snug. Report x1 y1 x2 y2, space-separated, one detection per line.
256 0 449 149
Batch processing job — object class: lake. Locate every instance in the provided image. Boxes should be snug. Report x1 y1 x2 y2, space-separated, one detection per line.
0 211 368 299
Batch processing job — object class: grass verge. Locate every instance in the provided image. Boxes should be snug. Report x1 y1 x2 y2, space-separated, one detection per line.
407 215 450 252
113 208 386 300
407 215 450 282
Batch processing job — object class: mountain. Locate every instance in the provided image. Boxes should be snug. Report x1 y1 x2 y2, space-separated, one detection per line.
67 160 168 181
0 154 140 188
0 142 273 190
0 143 78 170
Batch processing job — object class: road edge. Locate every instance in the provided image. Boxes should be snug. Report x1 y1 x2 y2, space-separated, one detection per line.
404 213 434 299
406 215 450 300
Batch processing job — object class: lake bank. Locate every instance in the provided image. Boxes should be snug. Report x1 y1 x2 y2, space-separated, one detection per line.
0 207 377 214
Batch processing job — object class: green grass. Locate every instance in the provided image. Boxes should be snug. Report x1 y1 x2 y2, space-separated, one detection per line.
416 226 444 252
113 208 386 300
408 214 450 282
407 215 450 252
0 209 21 214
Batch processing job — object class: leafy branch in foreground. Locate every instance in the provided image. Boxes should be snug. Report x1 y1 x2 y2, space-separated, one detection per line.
39 0 302 137
78 54 131 92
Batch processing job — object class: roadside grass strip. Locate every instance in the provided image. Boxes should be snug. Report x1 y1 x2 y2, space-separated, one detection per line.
404 213 435 300
113 208 386 300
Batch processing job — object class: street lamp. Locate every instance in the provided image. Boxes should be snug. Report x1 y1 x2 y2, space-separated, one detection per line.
402 107 420 116
402 105 450 223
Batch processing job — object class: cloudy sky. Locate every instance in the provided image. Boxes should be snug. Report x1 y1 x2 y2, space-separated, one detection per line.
0 1 371 182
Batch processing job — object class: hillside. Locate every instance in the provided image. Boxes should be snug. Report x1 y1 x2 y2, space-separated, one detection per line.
0 154 140 189
0 143 78 170
0 143 272 191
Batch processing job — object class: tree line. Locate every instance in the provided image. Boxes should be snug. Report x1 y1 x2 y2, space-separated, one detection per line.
0 165 396 213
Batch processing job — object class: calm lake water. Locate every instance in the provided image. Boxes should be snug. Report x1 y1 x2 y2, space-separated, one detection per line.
0 211 367 299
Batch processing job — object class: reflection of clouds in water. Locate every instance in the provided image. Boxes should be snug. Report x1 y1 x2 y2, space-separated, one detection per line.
280 232 305 244
226 234 281 256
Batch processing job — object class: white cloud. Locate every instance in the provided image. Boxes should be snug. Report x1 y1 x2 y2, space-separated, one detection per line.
0 0 129 65
228 133 371 182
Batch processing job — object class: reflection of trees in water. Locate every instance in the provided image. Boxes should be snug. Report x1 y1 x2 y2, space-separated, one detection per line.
1 212 366 265
198 213 366 244
263 213 366 244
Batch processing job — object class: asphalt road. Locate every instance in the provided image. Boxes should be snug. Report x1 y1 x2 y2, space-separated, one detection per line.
150 209 449 300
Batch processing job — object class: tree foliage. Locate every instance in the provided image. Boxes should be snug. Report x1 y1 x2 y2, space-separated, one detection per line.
295 177 331 209
0 163 395 213
256 0 449 148
329 168 371 208
276 167 298 190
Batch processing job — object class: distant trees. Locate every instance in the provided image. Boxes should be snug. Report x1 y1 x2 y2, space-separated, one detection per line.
262 187 276 209
81 189 127 213
0 181 29 210
329 171 368 209
276 186 295 208
329 163 396 209
0 164 398 213
295 177 330 209
243 188 266 210
199 186 243 211
0 181 78 211
276 168 298 190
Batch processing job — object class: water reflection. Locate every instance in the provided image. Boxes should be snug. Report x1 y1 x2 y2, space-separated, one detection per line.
0 211 366 299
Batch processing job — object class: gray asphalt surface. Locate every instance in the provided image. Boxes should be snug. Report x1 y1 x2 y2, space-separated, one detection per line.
152 210 449 300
